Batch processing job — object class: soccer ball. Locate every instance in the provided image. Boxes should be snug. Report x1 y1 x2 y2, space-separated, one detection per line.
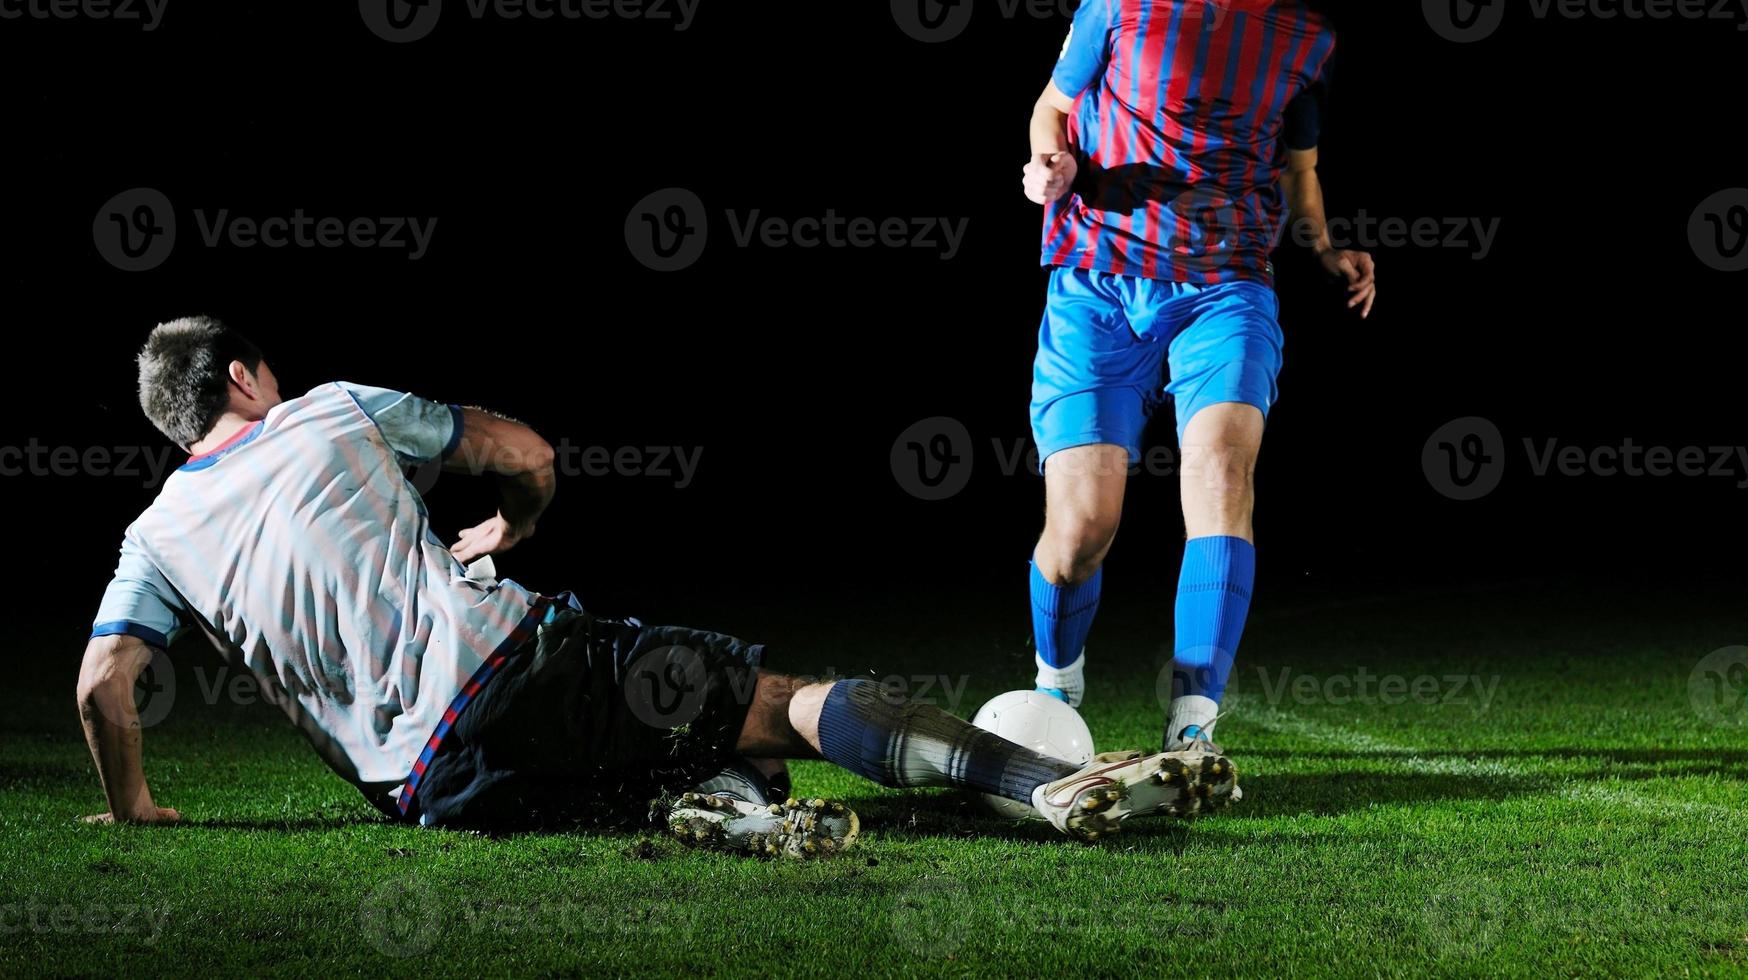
970 690 1095 821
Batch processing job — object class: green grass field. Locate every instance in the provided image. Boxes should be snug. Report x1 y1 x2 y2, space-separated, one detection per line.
5 584 1747 977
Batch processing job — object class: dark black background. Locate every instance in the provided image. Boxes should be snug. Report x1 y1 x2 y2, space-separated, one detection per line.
4 1 1743 648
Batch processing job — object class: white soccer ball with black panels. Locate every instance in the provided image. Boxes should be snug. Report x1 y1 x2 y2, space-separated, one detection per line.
970 690 1096 821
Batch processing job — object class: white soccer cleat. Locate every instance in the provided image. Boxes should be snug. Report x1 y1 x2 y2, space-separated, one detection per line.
1031 745 1241 842
664 793 859 860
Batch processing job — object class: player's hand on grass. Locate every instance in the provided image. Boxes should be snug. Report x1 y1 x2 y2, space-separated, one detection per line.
1318 246 1377 319
82 806 181 825
451 514 532 564
1023 151 1078 205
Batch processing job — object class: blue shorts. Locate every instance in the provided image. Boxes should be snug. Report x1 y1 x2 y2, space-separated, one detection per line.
1030 267 1284 468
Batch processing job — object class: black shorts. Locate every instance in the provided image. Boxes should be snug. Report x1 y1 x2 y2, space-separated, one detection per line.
409 604 765 830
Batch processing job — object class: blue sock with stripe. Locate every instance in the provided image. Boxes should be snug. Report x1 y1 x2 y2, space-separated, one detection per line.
1168 536 1255 740
1031 560 1101 667
815 679 1079 804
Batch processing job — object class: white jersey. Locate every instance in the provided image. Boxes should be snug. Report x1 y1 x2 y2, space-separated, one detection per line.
91 381 544 804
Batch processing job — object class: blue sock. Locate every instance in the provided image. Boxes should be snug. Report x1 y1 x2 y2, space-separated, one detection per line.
1030 560 1102 669
815 679 1078 803
1171 536 1256 706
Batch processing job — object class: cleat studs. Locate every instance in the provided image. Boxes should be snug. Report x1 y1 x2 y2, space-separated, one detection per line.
785 798 798 808
810 798 825 809
768 803 782 814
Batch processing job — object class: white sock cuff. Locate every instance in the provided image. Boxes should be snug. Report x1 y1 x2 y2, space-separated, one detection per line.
1168 694 1220 739
1034 650 1086 682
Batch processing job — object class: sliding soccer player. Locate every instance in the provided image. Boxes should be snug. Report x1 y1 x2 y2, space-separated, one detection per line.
1022 0 1375 760
78 317 1239 859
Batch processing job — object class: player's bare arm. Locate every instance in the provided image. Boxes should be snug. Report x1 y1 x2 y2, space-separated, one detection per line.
1283 146 1377 318
77 633 179 825
444 407 557 564
1023 81 1079 205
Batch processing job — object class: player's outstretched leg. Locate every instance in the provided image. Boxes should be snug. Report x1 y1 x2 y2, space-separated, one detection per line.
788 677 1236 843
1030 443 1129 707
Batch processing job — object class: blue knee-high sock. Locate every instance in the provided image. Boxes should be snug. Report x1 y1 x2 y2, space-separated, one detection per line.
814 679 1079 804
1171 536 1256 707
1030 560 1102 669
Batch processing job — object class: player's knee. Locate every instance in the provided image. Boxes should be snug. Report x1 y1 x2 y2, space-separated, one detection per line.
1183 444 1257 497
1040 513 1118 583
780 679 834 752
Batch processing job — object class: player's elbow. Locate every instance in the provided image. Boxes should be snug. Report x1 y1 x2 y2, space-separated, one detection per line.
1036 82 1075 117
76 637 134 705
507 433 555 476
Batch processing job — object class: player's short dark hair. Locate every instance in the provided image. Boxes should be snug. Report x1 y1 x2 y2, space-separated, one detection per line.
137 315 264 448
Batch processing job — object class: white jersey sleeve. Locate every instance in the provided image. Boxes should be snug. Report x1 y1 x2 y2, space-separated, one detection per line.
334 381 463 466
91 533 191 650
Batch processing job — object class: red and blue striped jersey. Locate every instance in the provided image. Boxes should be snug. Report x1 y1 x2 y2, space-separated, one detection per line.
1043 0 1335 285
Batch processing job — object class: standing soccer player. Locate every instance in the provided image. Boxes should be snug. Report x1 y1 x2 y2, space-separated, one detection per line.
1021 0 1375 759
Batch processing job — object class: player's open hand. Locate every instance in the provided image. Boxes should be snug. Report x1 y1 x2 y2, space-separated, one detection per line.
451 514 531 564
82 806 181 825
1319 247 1377 319
1023 151 1079 205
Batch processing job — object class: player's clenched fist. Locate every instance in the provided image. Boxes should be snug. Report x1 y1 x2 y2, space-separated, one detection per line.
1023 151 1078 205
